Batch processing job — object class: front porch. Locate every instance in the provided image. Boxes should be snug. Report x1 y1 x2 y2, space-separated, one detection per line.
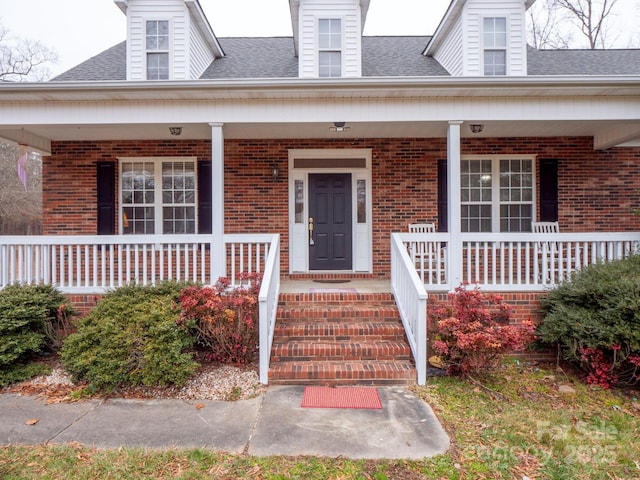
1 230 638 386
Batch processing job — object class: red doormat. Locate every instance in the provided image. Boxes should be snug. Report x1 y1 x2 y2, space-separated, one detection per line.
301 386 382 409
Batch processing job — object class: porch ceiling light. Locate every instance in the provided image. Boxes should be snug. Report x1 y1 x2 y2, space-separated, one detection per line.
470 124 484 134
329 121 351 133
169 126 183 136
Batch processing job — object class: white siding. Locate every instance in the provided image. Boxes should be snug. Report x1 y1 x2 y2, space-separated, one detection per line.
189 19 216 79
433 19 464 77
297 0 363 78
465 0 528 76
430 0 528 76
124 0 192 81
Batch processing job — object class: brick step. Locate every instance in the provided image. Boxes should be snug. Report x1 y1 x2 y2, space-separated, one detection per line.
268 360 416 386
277 304 401 322
271 340 412 362
274 321 406 342
279 292 396 305
268 291 416 385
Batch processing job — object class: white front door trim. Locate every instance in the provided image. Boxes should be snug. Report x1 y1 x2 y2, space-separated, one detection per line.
288 148 372 273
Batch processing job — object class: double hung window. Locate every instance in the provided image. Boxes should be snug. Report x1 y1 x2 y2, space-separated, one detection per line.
483 17 507 75
461 157 534 232
120 158 197 235
318 19 342 77
146 20 169 80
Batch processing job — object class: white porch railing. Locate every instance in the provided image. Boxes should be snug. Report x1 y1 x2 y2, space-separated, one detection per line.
258 234 280 385
0 233 277 293
391 233 427 385
0 232 281 385
392 230 639 385
400 232 640 291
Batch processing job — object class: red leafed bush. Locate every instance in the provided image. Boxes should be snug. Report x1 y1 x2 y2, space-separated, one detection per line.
580 347 619 389
179 273 262 364
579 346 640 389
431 284 536 374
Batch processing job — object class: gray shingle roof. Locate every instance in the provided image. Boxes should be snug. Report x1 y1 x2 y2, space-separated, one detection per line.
201 37 298 79
53 42 126 81
527 46 640 75
51 37 640 82
362 36 449 76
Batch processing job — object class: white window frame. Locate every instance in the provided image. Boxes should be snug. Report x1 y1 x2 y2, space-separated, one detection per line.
317 18 343 78
482 16 507 76
118 157 198 235
461 155 536 232
145 19 170 80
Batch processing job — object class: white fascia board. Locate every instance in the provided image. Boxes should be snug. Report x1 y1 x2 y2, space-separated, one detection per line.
423 0 466 56
185 0 225 58
289 0 300 56
2 75 640 102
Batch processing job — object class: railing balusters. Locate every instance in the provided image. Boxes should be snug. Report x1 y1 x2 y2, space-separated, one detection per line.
399 233 639 292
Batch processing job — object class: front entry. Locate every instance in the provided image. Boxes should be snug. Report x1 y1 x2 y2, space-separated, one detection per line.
308 173 353 270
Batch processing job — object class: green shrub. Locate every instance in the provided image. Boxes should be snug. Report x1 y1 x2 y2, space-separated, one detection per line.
537 255 640 387
61 281 197 391
0 362 51 388
0 284 75 368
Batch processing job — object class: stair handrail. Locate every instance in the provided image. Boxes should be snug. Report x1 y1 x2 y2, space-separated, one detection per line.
258 234 281 384
390 233 428 385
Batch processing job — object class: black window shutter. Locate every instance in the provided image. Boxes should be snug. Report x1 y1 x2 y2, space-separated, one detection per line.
539 159 558 222
198 161 212 234
96 162 116 235
437 159 448 232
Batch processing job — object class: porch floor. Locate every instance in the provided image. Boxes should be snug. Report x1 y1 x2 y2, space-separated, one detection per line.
279 279 392 294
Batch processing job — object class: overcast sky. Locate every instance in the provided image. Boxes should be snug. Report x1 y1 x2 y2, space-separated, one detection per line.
1 0 638 76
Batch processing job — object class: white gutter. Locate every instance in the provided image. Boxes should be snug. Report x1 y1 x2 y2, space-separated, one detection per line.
1 76 639 103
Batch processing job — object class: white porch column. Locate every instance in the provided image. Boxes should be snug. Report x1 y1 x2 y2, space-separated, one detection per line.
447 121 463 288
210 123 225 281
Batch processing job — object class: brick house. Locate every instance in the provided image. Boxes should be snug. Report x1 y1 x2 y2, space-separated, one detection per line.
1 0 639 384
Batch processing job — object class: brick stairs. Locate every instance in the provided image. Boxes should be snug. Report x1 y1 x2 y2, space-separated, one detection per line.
268 291 416 385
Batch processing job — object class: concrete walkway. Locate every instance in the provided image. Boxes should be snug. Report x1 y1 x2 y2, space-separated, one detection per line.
0 386 449 460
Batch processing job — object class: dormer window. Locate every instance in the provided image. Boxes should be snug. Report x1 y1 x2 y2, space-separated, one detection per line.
483 17 507 76
318 19 342 77
146 20 169 80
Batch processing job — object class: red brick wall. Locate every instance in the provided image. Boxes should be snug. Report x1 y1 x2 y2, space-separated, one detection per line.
427 291 545 325
45 137 640 277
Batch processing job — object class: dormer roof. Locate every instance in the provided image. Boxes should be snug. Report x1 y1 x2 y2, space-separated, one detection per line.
424 0 536 56
114 0 224 59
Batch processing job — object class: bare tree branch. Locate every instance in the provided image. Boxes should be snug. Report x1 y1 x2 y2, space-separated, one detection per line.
528 0 572 48
0 22 57 82
551 0 620 48
0 143 42 235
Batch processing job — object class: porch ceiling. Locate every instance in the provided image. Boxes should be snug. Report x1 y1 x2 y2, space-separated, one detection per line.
2 119 639 146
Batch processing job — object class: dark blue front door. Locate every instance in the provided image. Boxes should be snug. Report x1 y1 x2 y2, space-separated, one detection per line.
309 173 352 270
